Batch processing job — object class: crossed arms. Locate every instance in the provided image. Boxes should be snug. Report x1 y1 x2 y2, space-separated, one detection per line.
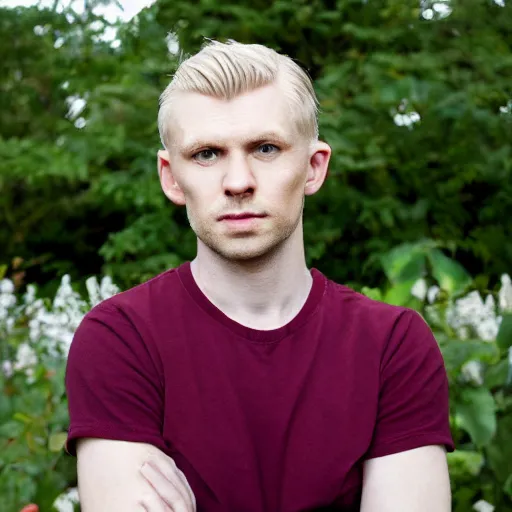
77 438 451 511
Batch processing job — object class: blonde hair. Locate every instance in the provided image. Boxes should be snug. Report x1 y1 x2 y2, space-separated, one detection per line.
158 39 319 148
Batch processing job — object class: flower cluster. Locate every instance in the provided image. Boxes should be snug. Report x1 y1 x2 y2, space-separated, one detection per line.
1 274 119 380
411 274 512 389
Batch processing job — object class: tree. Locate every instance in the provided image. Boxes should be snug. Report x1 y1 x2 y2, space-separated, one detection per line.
1 0 511 292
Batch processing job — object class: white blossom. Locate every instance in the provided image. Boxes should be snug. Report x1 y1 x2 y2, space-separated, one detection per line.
53 487 80 512
86 276 101 307
499 274 512 313
2 273 119 372
461 360 484 386
411 278 428 301
393 112 421 128
427 285 440 304
13 343 38 382
446 290 500 342
14 343 38 370
2 360 13 378
0 279 15 294
473 500 495 512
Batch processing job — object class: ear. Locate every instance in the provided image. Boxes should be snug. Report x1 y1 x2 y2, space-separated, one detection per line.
158 149 186 206
304 141 331 196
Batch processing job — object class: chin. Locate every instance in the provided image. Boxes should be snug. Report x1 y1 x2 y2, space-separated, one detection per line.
211 242 279 262
198 233 287 262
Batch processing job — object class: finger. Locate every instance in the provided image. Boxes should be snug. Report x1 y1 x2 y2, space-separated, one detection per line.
141 462 192 512
146 457 195 511
138 483 169 512
175 468 197 511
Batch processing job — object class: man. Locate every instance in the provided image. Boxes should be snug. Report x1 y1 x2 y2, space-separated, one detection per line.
65 40 454 511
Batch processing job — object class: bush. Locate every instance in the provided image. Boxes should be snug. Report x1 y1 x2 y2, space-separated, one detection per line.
1 247 512 511
0 270 118 512
1 0 511 291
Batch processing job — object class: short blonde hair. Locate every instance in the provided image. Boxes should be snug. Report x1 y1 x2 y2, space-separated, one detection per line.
158 39 319 148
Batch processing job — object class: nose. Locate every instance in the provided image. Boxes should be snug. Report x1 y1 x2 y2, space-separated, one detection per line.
222 152 257 198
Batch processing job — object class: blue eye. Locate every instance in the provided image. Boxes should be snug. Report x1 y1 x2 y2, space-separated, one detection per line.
258 144 279 155
193 149 218 162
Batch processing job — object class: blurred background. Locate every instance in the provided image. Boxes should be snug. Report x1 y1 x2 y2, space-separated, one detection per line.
0 0 511 511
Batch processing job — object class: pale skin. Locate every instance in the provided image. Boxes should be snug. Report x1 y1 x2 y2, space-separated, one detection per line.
76 83 451 511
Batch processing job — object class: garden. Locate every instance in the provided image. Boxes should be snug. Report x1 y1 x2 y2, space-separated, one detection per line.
1 0 512 510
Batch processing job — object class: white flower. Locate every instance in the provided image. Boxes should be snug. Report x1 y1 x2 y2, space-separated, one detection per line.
14 343 38 370
23 284 37 305
446 290 500 342
53 487 80 512
427 285 440 304
499 274 512 313
0 279 15 294
473 500 495 512
411 278 428 301
461 360 483 386
2 273 119 373
86 276 101 306
99 275 119 299
2 360 13 378
0 293 16 310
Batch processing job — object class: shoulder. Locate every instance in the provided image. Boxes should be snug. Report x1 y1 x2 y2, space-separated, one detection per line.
324 275 421 329
70 265 187 358
321 274 434 355
99 265 182 315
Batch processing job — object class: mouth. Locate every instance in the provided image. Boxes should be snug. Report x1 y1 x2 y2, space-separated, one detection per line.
218 212 267 221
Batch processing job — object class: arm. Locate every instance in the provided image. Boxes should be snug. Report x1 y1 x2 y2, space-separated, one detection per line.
77 438 195 512
65 304 195 511
361 445 451 512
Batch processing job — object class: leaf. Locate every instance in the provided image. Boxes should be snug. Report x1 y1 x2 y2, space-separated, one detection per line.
380 243 426 284
484 359 510 389
383 281 416 306
447 450 484 479
497 313 512 350
428 249 472 295
13 412 33 424
486 415 512 483
504 473 512 498
48 432 68 453
0 419 25 438
455 387 497 446
440 339 499 374
360 287 382 301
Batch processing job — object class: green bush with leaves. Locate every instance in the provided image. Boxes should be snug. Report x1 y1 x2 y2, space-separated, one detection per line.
0 269 118 512
1 0 511 293
2 247 512 511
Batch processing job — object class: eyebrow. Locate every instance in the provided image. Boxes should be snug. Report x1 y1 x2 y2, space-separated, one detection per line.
178 131 292 156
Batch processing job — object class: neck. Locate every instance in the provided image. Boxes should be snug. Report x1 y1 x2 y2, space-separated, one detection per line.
190 228 313 330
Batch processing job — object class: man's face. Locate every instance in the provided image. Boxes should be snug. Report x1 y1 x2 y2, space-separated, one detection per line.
158 83 330 261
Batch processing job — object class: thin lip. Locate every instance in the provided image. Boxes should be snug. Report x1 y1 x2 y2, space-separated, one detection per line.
218 212 267 221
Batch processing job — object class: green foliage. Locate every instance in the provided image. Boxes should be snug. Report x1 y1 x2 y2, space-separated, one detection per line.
2 0 512 509
0 358 76 512
1 0 511 291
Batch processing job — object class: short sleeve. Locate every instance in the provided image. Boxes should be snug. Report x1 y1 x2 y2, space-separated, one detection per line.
65 302 166 455
366 309 455 459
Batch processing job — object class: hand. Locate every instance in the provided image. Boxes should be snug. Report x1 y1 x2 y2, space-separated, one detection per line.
139 454 196 512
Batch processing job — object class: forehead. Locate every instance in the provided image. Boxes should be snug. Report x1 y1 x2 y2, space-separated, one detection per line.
168 84 298 149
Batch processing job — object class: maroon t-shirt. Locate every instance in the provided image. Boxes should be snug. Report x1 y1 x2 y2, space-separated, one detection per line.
65 262 454 511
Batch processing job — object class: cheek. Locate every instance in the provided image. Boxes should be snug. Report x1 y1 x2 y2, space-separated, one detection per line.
265 166 307 202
